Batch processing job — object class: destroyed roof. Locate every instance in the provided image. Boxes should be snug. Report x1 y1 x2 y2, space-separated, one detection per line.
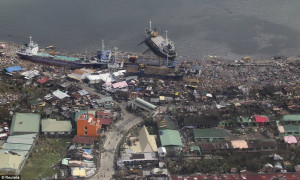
193 129 227 138
157 115 178 130
10 113 40 135
41 119 72 132
247 140 277 148
77 89 89 96
52 90 70 99
282 114 300 122
184 116 219 127
37 77 49 84
199 142 230 151
99 118 112 125
73 135 95 145
190 65 201 70
159 129 182 146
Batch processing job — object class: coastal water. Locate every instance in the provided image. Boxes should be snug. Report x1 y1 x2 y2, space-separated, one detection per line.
1 0 300 60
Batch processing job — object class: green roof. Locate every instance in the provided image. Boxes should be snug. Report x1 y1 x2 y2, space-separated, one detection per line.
10 113 40 135
282 114 300 122
2 143 32 151
193 129 227 139
42 119 72 132
159 129 182 146
237 117 251 123
283 124 300 132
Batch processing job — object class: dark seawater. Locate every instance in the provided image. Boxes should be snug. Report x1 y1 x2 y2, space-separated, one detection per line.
1 0 300 60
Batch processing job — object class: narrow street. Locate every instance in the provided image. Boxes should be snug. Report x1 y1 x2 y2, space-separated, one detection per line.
94 110 143 180
81 84 144 179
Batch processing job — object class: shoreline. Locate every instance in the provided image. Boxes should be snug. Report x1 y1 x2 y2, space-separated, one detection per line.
1 39 294 62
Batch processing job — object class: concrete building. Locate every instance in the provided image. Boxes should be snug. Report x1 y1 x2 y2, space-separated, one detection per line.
77 113 101 137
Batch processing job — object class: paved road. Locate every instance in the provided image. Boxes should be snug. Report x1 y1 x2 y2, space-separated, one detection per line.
79 83 143 179
94 106 142 180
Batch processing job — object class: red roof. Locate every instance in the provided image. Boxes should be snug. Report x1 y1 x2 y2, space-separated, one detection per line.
254 115 269 123
37 77 49 84
97 111 112 116
99 118 112 125
73 135 95 145
171 173 300 180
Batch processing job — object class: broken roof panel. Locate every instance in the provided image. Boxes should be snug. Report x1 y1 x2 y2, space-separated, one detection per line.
78 89 89 96
52 90 70 99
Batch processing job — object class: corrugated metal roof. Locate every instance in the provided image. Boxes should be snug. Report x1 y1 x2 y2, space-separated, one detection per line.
10 113 40 135
41 119 72 132
282 114 300 121
52 90 70 99
2 143 32 151
6 134 36 145
283 124 300 132
135 98 157 110
159 129 182 146
0 154 24 171
193 129 227 139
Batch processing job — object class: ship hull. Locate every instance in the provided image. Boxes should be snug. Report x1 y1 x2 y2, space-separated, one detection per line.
145 30 177 59
17 53 107 69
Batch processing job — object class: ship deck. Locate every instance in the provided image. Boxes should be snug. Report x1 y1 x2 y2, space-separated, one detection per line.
37 53 80 61
151 36 167 47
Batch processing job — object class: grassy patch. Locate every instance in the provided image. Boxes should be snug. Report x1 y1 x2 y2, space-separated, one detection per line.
21 137 71 180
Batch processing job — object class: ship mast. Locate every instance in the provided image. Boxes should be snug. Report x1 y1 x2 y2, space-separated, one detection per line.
114 46 118 62
102 40 105 53
149 20 152 31
29 36 33 44
165 30 168 42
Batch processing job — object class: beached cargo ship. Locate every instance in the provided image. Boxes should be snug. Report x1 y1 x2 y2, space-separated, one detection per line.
145 21 177 59
16 37 108 68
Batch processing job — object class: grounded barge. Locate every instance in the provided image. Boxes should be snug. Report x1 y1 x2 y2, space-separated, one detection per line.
16 37 108 68
145 21 177 59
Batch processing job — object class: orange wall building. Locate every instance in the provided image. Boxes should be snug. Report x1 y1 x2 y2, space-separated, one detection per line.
77 113 101 137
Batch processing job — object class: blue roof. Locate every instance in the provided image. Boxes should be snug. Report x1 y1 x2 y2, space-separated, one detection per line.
5 66 22 73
